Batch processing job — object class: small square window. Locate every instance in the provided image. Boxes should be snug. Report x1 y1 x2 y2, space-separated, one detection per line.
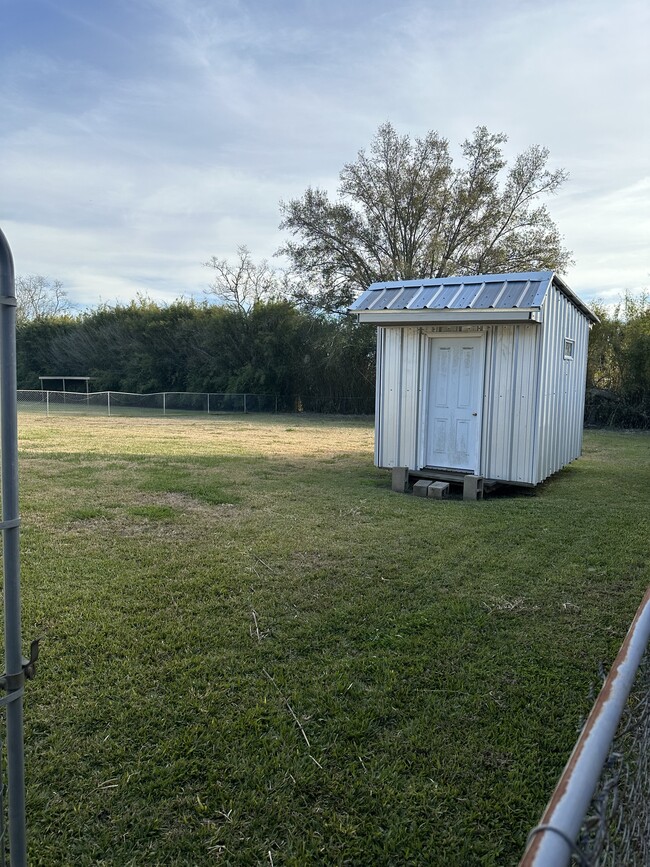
564 339 575 360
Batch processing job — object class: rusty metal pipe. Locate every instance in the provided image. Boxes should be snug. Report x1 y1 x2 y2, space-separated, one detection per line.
520 586 650 866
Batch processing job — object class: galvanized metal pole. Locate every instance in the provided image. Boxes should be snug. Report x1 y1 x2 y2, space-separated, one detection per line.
520 585 650 867
0 227 27 866
0 734 5 867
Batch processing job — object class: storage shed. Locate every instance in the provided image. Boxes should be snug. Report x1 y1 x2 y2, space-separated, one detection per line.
349 271 598 487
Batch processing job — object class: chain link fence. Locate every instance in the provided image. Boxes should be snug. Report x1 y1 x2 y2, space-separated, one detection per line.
573 652 650 866
17 390 374 417
521 588 650 866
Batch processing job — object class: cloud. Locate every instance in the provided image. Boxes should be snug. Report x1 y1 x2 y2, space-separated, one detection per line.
556 177 650 301
1 0 648 311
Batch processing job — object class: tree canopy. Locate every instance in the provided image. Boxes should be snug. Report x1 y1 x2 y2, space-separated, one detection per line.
17 297 377 413
279 123 572 311
586 291 650 427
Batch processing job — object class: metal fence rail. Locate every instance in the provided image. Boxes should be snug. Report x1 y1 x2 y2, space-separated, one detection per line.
520 587 650 866
575 653 650 865
16 390 375 416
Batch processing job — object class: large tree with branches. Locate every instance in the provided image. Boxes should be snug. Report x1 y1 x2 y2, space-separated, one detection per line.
279 123 572 311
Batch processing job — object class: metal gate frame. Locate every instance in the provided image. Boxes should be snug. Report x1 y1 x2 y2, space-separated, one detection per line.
520 586 650 865
0 227 28 866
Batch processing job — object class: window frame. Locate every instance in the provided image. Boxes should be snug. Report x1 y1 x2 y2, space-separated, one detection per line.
563 338 575 361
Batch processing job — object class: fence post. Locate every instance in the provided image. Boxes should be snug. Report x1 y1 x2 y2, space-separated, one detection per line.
207 394 210 415
107 392 111 417
46 390 50 417
0 734 5 867
275 395 278 414
0 227 28 867
163 393 166 416
243 394 247 414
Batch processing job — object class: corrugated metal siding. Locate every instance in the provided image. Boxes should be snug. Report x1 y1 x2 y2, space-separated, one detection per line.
534 284 590 482
400 327 421 466
481 324 541 484
377 327 401 466
376 323 542 479
374 327 385 467
375 327 423 468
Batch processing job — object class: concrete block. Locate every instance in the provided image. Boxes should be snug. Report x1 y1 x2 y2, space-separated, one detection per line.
463 474 484 501
391 466 409 493
428 481 449 499
413 479 432 497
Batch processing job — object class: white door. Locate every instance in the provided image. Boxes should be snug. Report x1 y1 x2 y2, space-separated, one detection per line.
425 335 484 472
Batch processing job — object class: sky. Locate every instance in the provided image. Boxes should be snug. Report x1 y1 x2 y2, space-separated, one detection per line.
1 0 648 312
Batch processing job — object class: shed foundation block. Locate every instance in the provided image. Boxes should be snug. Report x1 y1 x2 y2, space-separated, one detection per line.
428 481 450 499
463 475 484 501
391 466 409 493
412 479 432 497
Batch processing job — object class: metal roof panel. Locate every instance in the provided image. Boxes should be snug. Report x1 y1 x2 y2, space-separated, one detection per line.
473 280 507 309
498 280 534 308
350 271 598 322
350 271 568 313
449 282 485 308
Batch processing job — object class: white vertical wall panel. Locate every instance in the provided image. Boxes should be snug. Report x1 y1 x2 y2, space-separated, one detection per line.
512 325 542 482
398 326 422 466
374 327 385 467
376 327 423 468
535 285 590 483
481 324 540 484
376 327 401 467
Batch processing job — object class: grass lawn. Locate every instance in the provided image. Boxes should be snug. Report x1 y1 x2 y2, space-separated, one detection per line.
11 414 650 865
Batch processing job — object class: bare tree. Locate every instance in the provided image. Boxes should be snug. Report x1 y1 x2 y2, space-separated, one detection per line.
204 246 278 313
16 275 71 322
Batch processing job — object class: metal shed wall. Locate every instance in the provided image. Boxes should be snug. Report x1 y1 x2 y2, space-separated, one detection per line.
376 323 545 483
535 282 591 482
481 323 541 484
375 326 423 468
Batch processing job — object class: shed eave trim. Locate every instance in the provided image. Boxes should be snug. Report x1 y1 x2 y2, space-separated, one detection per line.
356 309 543 325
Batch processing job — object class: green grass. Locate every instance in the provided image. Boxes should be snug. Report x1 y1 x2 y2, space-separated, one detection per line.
11 415 650 864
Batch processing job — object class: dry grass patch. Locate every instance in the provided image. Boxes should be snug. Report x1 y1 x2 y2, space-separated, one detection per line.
18 413 375 460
